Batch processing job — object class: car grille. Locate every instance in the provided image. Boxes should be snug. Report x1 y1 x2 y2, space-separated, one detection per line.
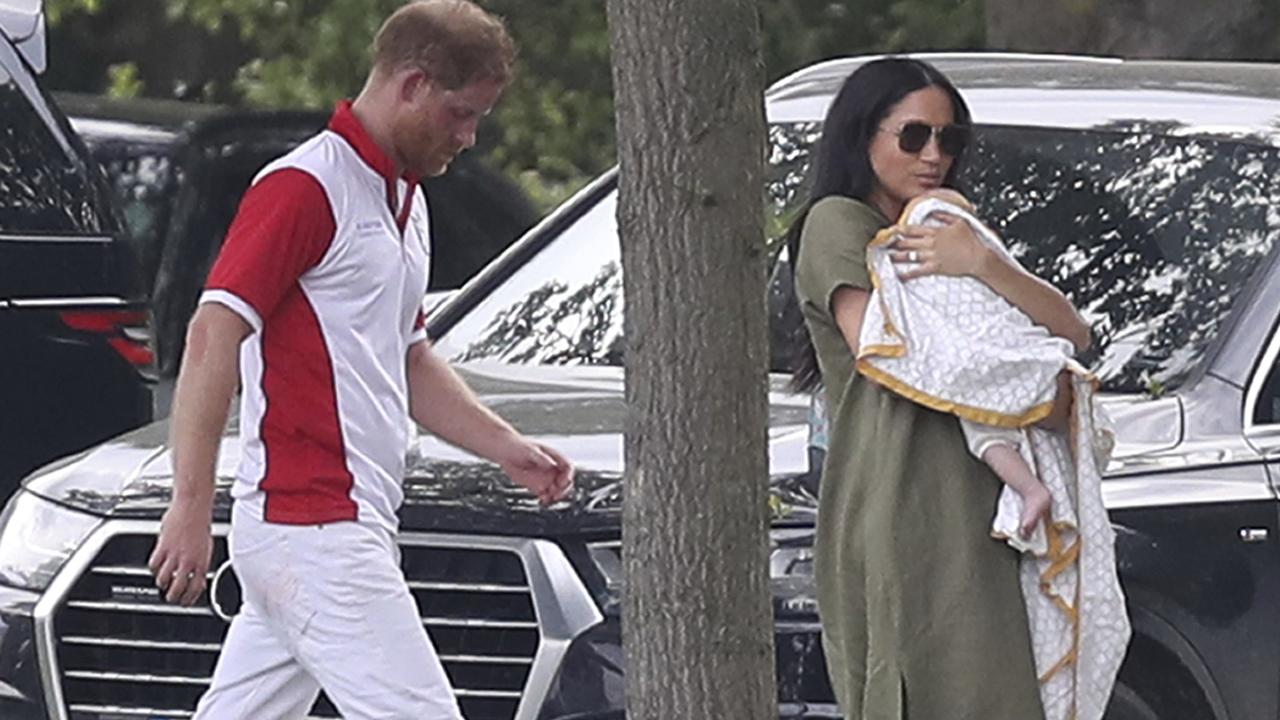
48 530 553 720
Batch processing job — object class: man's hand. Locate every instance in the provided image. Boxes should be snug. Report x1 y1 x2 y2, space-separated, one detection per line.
499 440 575 506
404 342 575 505
148 501 214 606
150 302 245 606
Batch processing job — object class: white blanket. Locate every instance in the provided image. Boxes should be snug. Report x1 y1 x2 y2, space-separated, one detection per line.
857 196 1131 720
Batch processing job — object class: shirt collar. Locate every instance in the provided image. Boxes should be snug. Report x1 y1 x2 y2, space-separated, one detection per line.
328 100 419 185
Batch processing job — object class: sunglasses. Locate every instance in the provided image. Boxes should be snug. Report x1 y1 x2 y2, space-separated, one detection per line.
885 122 970 156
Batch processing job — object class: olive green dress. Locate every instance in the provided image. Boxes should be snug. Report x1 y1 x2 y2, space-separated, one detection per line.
795 196 1044 719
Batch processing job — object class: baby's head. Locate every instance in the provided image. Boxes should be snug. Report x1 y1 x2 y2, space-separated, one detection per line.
918 187 973 211
896 187 974 223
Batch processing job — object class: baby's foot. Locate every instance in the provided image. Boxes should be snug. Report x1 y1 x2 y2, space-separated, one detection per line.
1019 484 1052 539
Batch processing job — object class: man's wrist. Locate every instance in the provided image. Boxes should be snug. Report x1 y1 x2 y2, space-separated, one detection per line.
170 484 215 514
489 428 529 467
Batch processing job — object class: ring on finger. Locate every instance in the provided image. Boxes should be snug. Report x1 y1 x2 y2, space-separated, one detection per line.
907 250 919 263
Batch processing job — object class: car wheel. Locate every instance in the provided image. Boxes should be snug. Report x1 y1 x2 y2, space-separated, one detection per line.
1104 681 1160 720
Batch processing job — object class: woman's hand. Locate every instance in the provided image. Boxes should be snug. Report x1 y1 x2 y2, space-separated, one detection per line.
890 213 1092 351
890 213 992 280
1036 371 1074 432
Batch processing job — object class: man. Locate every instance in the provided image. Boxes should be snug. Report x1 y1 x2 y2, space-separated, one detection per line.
147 2 574 717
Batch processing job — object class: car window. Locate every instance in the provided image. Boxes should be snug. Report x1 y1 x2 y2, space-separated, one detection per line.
93 147 180 287
435 122 823 367
0 61 110 235
1256 371 1280 426
1254 344 1280 426
445 190 624 365
438 122 1280 394
964 125 1280 393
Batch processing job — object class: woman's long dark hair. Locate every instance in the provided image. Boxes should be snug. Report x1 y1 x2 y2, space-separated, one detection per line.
787 57 972 393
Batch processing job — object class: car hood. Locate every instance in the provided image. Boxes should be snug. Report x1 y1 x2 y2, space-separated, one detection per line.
23 363 1181 535
23 363 818 535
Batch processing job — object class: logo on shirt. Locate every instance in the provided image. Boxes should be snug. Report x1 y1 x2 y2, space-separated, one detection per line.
355 219 385 236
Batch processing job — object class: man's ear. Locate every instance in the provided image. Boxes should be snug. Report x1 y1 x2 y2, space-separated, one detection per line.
398 67 433 104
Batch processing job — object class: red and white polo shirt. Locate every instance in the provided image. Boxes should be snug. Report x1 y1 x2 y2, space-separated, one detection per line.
200 101 430 534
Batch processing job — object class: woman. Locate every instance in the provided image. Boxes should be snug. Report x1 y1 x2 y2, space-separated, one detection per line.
790 58 1090 718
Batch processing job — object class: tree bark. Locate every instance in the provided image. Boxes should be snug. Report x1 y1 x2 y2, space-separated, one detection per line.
985 0 1276 59
605 0 776 717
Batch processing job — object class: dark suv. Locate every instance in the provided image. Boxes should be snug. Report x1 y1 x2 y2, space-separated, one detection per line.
0 15 152 493
4 53 1280 720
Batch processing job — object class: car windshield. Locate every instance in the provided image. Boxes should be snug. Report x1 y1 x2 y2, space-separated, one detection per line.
0 62 113 235
437 122 1280 394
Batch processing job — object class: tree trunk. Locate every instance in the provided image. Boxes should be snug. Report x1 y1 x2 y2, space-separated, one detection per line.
605 1 776 718
985 0 1276 59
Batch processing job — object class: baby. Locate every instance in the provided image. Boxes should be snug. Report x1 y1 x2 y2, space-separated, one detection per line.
925 189 1050 540
869 187 1062 547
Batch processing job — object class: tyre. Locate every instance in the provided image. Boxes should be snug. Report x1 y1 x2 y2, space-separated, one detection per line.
1104 681 1160 720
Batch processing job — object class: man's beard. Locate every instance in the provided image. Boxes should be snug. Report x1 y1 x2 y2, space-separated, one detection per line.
392 119 446 178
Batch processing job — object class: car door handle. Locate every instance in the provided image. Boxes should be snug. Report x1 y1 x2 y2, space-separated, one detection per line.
1239 527 1269 543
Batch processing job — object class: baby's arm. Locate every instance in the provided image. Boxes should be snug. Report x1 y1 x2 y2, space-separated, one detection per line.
982 443 1051 539
960 421 1051 538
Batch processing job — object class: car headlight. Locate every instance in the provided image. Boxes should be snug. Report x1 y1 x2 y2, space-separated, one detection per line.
0 491 101 591
586 527 816 618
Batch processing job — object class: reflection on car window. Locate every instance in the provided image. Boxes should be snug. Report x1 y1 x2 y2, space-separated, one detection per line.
96 149 179 285
442 121 1280 394
766 122 822 249
965 125 1280 393
447 192 624 365
439 122 823 367
0 71 108 234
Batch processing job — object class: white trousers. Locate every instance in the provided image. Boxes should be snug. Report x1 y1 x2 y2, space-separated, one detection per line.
194 504 463 719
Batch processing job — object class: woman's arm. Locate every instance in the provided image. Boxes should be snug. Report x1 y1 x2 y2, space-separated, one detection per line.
1038 371 1073 432
893 214 1092 352
971 250 1091 352
831 286 872 356
835 282 1071 431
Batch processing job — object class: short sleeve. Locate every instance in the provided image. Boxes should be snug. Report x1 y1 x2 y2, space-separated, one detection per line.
794 197 885 320
201 168 336 332
409 307 428 345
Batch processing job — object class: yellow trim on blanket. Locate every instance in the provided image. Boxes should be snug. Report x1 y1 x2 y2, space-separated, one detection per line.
864 226 908 352
1036 521 1085 694
994 518 1085 692
858 343 906 359
859 209 1058 429
1044 537 1081 582
1038 648 1076 684
855 360 1055 429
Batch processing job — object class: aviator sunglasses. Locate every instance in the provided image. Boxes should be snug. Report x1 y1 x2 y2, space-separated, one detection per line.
884 122 971 156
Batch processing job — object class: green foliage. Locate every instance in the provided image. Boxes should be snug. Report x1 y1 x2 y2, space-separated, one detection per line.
47 0 987 211
127 0 612 210
761 0 985 81
45 0 100 25
482 0 614 198
175 0 390 106
106 62 144 98
513 169 589 214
